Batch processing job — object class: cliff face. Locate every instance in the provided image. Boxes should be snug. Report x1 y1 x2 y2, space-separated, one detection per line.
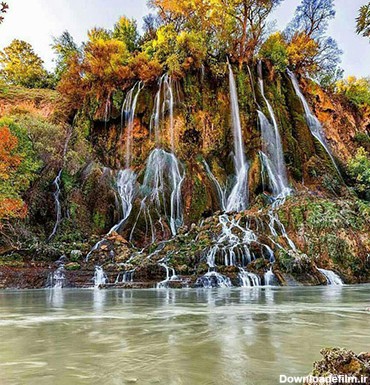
0 63 369 288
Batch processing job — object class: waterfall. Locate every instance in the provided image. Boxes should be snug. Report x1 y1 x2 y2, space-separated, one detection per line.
48 170 63 241
86 169 137 261
195 271 233 288
48 129 72 241
141 149 184 236
238 268 261 287
264 267 275 286
156 260 178 288
226 63 249 212
287 69 341 176
47 265 66 288
86 82 144 261
134 75 184 240
94 266 108 287
318 268 343 286
258 62 290 197
150 74 174 146
203 160 227 211
121 82 143 168
115 269 135 284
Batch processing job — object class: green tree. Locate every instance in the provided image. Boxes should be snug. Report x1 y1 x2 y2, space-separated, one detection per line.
348 147 370 200
259 32 288 72
0 39 49 88
52 31 79 82
113 16 139 52
356 3 370 40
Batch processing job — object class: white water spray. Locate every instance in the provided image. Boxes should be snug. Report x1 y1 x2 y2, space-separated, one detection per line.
94 266 108 287
318 268 343 286
226 63 249 212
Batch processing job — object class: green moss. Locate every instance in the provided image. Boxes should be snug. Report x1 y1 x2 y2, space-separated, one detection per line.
93 211 106 230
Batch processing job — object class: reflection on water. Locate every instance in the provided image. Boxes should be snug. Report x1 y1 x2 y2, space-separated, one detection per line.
0 286 369 385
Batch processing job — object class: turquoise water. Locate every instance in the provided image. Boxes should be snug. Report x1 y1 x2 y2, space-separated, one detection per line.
0 286 369 385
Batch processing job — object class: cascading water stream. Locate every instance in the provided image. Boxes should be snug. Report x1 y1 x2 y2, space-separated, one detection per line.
226 63 249 212
258 61 290 197
48 170 63 241
122 82 143 169
47 264 66 288
85 84 144 261
156 260 178 288
93 266 108 287
86 169 137 261
48 129 72 241
318 268 343 286
287 69 342 177
203 160 227 211
264 267 275 286
134 74 184 243
198 65 292 288
115 269 135 284
238 268 261 287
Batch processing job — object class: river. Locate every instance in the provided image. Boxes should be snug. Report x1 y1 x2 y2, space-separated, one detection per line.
0 286 369 385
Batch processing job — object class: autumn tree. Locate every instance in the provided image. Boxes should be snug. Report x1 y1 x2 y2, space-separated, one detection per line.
0 118 41 220
357 3 370 41
150 0 282 66
0 126 21 180
0 2 8 24
0 126 26 221
113 16 139 52
58 19 162 113
286 0 342 85
0 39 50 88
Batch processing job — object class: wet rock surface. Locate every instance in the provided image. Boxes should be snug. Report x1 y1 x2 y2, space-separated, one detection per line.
305 348 370 385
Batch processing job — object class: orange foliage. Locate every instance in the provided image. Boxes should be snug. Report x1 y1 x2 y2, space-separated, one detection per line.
58 38 136 112
0 198 27 221
129 52 162 83
0 126 21 179
287 32 319 73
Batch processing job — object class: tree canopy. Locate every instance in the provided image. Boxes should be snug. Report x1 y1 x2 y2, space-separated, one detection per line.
0 39 50 88
284 0 342 85
357 3 370 40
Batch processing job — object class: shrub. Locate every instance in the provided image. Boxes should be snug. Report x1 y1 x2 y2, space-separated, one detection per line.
337 76 370 107
348 147 370 200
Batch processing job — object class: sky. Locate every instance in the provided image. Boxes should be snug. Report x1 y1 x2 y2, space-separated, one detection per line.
0 0 369 77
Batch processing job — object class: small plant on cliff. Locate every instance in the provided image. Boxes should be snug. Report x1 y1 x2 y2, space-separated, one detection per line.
348 147 370 200
336 76 370 107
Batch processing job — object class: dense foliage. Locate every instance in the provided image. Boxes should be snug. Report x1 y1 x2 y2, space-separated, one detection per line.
0 40 52 88
337 76 370 107
357 3 370 40
0 119 40 222
348 147 370 200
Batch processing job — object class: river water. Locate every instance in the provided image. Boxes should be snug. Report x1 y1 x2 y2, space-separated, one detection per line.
0 286 369 385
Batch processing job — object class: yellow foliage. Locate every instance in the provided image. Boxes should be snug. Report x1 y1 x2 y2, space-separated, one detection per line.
287 32 319 72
